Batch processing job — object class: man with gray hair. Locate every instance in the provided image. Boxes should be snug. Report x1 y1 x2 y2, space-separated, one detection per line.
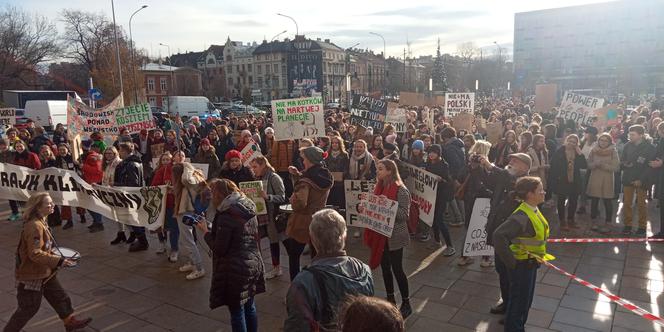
284 209 374 332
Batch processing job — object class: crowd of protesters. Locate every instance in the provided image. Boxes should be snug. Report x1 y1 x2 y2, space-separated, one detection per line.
4 94 664 332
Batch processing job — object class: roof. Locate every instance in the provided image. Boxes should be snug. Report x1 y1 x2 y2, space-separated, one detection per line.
169 51 204 67
208 45 225 57
253 40 293 54
140 63 179 72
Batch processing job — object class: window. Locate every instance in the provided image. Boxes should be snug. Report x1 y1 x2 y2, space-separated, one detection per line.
148 97 157 106
266 65 271 74
273 64 279 73
161 96 168 107
242 64 245 71
257 64 262 74
248 64 252 72
227 66 233 74
147 78 155 91
160 78 167 91
236 65 240 72
228 78 233 85
249 76 253 84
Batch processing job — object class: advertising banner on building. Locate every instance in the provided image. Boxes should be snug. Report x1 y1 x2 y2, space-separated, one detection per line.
271 97 325 141
399 161 440 226
463 198 494 256
344 180 376 227
357 194 398 238
350 94 387 132
444 93 475 117
557 92 605 126
288 40 323 96
0 162 166 230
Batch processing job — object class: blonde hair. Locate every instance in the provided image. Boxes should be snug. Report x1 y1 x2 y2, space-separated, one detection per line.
250 155 275 173
469 140 492 157
23 192 51 222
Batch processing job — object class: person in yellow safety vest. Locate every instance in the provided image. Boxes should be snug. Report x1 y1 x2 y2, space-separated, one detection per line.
492 176 555 332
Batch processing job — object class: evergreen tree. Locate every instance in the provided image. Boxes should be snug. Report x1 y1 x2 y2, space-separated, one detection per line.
432 38 448 92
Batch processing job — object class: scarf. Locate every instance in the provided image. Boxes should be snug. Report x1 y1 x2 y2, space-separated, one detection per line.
564 147 576 183
363 181 399 269
348 150 373 180
592 145 614 157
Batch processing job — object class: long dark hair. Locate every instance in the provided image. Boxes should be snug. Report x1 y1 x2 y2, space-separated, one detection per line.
510 176 542 202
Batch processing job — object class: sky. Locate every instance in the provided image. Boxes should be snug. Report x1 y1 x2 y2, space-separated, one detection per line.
11 0 613 60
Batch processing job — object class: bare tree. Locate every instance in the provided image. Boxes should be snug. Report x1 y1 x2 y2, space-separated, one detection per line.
457 42 479 64
0 6 60 90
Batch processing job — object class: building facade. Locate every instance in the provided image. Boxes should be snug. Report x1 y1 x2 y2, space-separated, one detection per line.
223 38 258 99
514 0 664 96
140 63 202 109
252 40 291 103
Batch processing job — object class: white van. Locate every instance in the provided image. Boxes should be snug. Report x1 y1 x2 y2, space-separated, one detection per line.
24 100 68 131
167 96 220 119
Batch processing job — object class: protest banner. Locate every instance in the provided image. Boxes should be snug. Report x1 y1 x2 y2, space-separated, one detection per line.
344 180 376 226
486 122 504 145
386 103 407 132
452 112 474 133
399 91 426 106
0 163 166 230
426 95 445 107
534 84 558 113
593 104 620 128
115 103 156 134
557 92 605 126
0 108 16 126
240 140 262 166
444 93 475 117
350 95 387 132
357 193 398 237
239 181 267 215
399 161 440 226
67 93 124 138
190 163 209 179
463 198 494 256
271 96 325 141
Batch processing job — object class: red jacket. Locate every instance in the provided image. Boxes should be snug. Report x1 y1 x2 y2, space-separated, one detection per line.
151 163 175 208
82 151 103 184
13 151 41 170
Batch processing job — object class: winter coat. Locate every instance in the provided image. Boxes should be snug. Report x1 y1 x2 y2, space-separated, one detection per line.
193 148 222 180
113 154 144 187
325 151 349 175
485 165 521 246
82 151 103 184
586 146 620 199
102 158 122 186
13 150 41 170
0 149 15 163
260 170 287 243
549 146 588 196
442 137 466 181
388 185 411 251
151 163 175 208
217 135 236 164
425 159 454 205
52 131 68 146
527 147 549 189
220 164 254 185
270 140 295 173
621 139 656 186
287 164 333 244
204 192 266 309
16 217 64 281
174 162 206 216
54 155 77 171
29 135 53 155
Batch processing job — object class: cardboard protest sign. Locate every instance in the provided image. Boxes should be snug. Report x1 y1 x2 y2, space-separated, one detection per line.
344 180 376 226
485 122 504 145
399 91 426 106
534 84 558 113
593 104 620 128
240 140 262 166
0 108 16 126
463 198 494 256
452 112 474 133
190 163 209 179
271 97 325 141
557 92 605 126
67 93 124 138
444 93 475 117
0 162 166 230
115 103 156 134
357 194 398 237
386 103 407 133
239 181 267 215
426 95 445 107
399 161 440 226
350 95 387 132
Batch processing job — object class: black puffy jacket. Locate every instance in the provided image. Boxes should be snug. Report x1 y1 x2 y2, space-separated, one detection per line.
113 154 144 187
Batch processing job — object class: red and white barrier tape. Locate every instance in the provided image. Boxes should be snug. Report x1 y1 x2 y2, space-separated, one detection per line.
548 237 664 243
535 257 664 327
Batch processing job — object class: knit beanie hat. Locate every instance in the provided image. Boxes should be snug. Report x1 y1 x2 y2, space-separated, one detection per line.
225 149 242 161
301 146 324 165
91 140 107 152
412 140 424 151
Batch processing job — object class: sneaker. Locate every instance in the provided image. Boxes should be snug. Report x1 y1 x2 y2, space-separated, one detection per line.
457 256 474 266
480 257 495 267
64 315 92 332
265 267 283 279
622 226 633 235
635 228 647 237
156 243 167 255
490 302 506 314
168 251 179 263
185 269 205 280
442 247 456 257
8 213 20 221
399 301 413 319
426 241 442 250
179 263 195 272
419 233 431 242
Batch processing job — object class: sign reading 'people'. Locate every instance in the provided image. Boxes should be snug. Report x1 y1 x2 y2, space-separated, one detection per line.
350 95 387 132
271 97 325 141
557 92 605 126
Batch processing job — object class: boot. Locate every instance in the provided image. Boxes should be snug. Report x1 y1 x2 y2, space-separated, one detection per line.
399 299 412 319
62 220 74 230
126 232 137 244
110 232 127 245
129 234 149 252
64 315 92 332
79 214 87 224
386 294 396 305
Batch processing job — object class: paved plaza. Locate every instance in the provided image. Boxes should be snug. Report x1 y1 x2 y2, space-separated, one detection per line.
0 200 664 332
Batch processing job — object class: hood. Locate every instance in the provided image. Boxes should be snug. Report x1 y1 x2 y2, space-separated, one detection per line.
302 164 333 189
218 191 257 222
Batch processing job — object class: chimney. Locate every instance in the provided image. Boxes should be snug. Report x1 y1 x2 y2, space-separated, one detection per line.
324 39 330 43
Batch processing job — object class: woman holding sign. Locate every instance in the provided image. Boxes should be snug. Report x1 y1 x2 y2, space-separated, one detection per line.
364 159 412 318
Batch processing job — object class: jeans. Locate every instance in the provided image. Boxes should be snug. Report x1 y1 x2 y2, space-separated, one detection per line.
432 202 452 246
494 253 510 305
89 211 102 225
4 276 74 332
590 198 613 222
166 208 179 251
381 246 409 300
228 297 257 332
556 193 579 225
283 238 306 281
505 261 539 332
623 185 647 229
177 216 203 270
9 200 19 214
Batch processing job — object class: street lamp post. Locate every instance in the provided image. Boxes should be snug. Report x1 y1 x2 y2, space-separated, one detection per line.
159 43 173 113
129 5 148 104
369 32 386 98
111 0 124 101
494 41 503 93
277 13 299 96
268 30 287 102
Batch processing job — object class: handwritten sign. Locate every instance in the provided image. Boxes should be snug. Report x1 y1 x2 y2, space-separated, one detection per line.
271 97 325 141
239 181 267 215
0 108 16 126
357 193 398 237
115 103 156 134
350 95 387 132
399 161 440 226
557 92 605 126
386 103 407 133
344 180 376 226
444 93 475 117
240 140 262 166
463 198 494 256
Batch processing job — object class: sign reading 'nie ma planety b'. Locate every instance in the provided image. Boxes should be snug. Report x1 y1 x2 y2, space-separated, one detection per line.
350 95 387 132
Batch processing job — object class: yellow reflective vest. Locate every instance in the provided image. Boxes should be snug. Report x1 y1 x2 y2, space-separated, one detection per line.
509 203 555 261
